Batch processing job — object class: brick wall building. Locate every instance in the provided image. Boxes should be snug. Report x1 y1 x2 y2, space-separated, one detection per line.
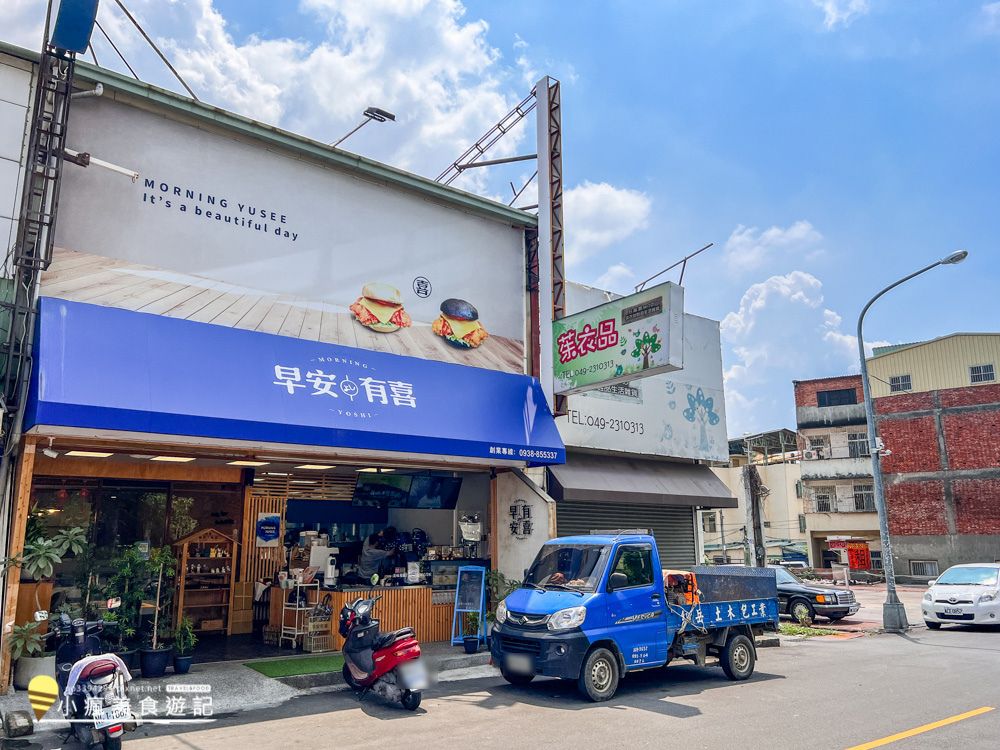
876 380 1000 575
793 374 881 569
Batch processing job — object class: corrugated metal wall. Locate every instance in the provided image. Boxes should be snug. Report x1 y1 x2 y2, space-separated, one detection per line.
555 501 697 568
868 334 1000 397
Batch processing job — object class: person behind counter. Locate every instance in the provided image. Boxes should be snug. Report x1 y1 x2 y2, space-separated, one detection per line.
349 527 406 584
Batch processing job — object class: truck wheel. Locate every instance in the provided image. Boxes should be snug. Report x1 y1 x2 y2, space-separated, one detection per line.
721 634 755 681
577 647 619 702
502 670 535 686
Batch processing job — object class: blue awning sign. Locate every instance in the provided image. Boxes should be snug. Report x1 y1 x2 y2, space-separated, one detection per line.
28 298 565 465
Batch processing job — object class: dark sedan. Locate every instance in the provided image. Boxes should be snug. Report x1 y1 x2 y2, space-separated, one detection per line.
770 565 860 622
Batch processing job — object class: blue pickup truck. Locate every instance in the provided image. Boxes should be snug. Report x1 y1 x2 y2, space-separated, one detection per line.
489 532 779 701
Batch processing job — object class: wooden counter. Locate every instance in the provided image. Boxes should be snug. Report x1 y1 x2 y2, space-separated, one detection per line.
269 585 455 650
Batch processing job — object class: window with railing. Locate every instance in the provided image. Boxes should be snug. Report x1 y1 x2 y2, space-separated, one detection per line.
799 514 807 533
702 513 717 534
814 489 833 513
910 560 938 577
853 483 876 512
970 364 995 384
869 550 883 571
889 374 912 393
848 432 871 458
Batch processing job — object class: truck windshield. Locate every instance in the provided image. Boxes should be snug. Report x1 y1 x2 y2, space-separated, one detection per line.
524 544 610 592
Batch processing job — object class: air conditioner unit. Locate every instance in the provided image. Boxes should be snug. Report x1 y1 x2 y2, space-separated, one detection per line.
804 449 824 460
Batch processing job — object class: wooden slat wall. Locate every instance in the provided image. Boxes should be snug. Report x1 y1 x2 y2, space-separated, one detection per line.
269 586 455 650
240 494 287 584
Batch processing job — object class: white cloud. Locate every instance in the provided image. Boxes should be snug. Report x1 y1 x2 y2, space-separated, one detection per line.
2 0 577 193
812 0 870 30
563 181 652 267
723 220 822 273
982 3 1000 34
721 271 824 341
593 262 634 293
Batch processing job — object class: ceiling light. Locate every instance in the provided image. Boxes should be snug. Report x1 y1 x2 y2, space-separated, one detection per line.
290 480 318 484
227 461 269 466
295 464 335 470
150 456 196 463
65 451 113 458
357 468 379 472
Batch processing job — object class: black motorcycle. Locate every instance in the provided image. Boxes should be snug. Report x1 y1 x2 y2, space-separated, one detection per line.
39 608 139 749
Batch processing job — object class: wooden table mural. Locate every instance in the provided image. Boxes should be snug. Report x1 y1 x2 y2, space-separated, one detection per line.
41 248 525 374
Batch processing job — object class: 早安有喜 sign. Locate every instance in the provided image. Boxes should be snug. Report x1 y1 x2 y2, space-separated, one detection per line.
553 282 684 394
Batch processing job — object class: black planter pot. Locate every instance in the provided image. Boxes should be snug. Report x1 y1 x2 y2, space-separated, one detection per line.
173 654 193 674
463 636 479 655
139 648 173 678
114 649 138 671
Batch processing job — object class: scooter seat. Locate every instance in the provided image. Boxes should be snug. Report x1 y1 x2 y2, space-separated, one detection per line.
79 659 118 680
374 627 415 650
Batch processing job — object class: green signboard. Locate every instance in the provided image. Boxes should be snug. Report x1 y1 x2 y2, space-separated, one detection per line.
553 282 684 394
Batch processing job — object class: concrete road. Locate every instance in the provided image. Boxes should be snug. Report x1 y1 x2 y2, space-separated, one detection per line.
11 626 1000 750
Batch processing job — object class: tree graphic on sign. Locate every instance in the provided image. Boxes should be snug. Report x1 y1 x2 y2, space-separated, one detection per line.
683 388 720 451
630 330 661 370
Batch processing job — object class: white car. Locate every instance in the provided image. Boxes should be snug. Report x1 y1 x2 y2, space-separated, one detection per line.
922 563 1000 628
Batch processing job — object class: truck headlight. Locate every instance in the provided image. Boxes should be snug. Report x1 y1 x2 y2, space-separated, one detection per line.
495 600 508 624
979 591 998 603
923 592 933 602
547 606 586 631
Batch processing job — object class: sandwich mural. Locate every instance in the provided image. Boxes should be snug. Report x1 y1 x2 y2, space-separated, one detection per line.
47 96 527 375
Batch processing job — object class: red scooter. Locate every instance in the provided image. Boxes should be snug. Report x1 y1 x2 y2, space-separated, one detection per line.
338 595 427 710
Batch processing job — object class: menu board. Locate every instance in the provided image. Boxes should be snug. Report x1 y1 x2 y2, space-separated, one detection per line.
352 474 413 507
455 566 486 612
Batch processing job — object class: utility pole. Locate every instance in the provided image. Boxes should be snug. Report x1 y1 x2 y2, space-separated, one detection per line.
742 464 767 567
855 251 968 631
719 511 727 563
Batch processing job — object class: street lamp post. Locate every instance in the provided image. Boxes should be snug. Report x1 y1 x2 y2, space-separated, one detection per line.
856 250 968 632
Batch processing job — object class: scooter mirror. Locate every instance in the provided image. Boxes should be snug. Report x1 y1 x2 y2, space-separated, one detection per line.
370 573 379 586
107 597 121 610
33 610 48 622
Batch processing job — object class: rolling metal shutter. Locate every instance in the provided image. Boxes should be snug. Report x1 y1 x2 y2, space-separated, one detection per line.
555 501 697 568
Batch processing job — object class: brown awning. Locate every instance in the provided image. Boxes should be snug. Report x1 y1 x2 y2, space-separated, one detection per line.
548 453 737 508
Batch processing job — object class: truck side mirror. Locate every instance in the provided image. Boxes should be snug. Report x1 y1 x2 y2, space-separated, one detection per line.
608 572 628 592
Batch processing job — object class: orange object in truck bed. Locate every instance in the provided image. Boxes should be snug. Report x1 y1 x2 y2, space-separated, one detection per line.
662 569 699 605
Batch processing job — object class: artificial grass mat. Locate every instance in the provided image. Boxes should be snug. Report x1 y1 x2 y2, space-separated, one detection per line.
244 654 345 678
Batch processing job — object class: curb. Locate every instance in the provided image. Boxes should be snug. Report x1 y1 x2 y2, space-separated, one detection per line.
275 650 491 690
755 636 780 648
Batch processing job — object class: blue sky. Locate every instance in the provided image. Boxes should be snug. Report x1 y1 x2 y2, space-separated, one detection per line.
5 0 999 435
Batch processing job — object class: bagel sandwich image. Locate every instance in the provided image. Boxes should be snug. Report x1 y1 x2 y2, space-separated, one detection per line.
431 298 489 348
349 282 412 333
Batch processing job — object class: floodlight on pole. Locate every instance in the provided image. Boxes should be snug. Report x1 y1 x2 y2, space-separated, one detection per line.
856 250 969 633
332 107 396 147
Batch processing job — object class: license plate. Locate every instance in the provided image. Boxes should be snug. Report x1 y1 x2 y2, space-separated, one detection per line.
504 653 533 674
93 701 130 730
944 607 963 615
399 661 428 690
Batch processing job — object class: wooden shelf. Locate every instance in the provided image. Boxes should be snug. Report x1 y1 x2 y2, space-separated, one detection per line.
174 529 238 637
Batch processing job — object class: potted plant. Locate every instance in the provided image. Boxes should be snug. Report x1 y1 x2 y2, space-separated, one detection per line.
462 612 481 654
484 570 521 636
1 522 88 618
138 547 176 678
9 621 56 690
172 616 197 674
103 545 150 669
